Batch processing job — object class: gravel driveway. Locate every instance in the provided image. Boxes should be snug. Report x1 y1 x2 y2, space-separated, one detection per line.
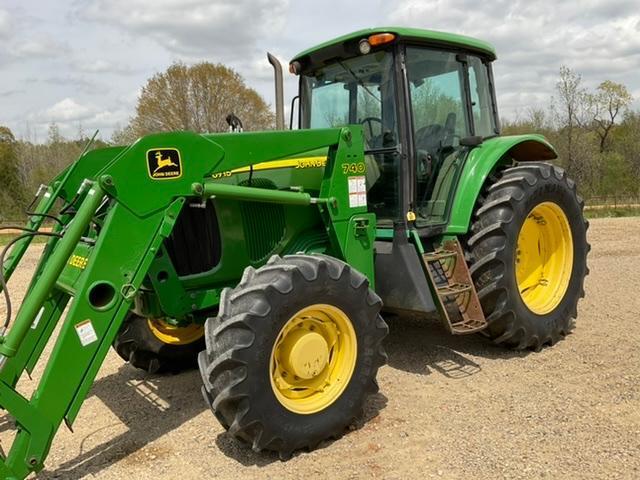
0 217 638 479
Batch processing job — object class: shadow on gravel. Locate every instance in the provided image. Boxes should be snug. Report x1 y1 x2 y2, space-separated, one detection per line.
38 361 388 477
37 312 519 477
40 364 207 480
383 314 529 377
215 391 388 467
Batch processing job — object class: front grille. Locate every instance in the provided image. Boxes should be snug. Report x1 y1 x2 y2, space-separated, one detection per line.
164 199 221 276
240 201 286 262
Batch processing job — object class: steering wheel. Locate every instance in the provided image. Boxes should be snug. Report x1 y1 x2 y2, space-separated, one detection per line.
415 124 444 153
360 117 383 144
415 113 459 153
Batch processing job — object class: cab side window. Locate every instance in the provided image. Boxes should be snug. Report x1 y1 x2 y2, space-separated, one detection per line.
468 56 497 138
406 47 470 224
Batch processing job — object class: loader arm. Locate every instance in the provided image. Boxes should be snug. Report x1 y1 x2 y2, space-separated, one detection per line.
0 126 371 479
2 146 127 287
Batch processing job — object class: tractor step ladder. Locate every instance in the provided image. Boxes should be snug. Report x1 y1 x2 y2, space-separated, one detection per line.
422 240 487 335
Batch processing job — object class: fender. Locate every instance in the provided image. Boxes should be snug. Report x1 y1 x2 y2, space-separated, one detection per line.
446 134 557 234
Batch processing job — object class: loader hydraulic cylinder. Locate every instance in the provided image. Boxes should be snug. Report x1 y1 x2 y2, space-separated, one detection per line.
194 182 331 206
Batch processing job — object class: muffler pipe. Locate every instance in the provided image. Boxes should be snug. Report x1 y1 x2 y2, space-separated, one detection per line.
267 52 285 130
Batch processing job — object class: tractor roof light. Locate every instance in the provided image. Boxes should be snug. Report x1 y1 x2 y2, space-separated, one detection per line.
358 39 371 55
368 32 396 47
359 33 396 55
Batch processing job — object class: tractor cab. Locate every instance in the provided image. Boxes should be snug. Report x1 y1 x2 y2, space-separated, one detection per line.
290 28 499 230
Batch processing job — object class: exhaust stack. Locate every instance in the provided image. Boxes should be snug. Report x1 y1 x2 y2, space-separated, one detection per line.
267 52 285 130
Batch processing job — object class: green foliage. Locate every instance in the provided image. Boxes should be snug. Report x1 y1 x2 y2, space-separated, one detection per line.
0 233 48 246
0 126 28 220
591 80 632 153
596 151 636 196
0 123 108 222
611 111 640 181
504 67 637 202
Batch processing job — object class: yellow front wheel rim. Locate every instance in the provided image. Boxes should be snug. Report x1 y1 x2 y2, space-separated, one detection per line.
147 318 204 345
516 201 574 315
270 304 357 415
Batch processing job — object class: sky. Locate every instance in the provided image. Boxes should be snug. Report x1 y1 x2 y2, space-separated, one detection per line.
1 0 639 143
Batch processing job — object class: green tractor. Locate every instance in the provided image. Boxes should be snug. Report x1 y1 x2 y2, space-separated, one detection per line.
0 27 588 477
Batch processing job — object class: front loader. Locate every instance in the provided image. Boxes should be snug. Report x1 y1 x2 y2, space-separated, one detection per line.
0 27 588 478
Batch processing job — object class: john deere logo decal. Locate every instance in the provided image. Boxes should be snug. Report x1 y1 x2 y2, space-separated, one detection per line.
147 148 182 179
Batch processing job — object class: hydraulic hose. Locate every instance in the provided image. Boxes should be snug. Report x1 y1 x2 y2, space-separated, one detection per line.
0 229 63 332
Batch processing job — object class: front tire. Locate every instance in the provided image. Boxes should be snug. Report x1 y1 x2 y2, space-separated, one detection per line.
198 254 388 457
467 162 589 350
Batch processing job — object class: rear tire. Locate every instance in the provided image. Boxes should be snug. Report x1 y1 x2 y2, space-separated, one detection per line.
198 254 388 457
467 162 589 350
114 313 205 373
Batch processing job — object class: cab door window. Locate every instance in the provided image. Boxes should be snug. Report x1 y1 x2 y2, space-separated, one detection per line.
468 56 497 138
405 47 470 225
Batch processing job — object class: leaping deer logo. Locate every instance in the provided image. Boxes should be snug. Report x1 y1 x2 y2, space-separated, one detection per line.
153 151 178 173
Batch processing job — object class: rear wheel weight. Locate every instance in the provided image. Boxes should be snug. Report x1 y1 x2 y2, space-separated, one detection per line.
198 254 388 456
467 162 589 350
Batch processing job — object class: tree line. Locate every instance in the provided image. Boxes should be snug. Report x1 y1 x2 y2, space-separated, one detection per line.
0 62 274 221
0 63 637 221
503 67 637 199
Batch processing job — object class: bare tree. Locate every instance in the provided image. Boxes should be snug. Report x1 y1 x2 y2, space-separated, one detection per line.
551 66 592 175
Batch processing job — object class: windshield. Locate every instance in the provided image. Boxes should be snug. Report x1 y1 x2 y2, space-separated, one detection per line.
300 50 398 150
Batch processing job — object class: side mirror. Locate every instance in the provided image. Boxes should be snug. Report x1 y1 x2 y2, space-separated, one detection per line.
459 135 483 147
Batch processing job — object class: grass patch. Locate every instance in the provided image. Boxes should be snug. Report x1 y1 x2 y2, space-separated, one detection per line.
0 234 49 246
585 207 640 219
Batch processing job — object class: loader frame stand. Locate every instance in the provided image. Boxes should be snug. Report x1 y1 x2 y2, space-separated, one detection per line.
0 127 372 479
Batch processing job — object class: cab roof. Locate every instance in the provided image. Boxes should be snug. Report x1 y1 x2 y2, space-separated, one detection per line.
291 27 497 67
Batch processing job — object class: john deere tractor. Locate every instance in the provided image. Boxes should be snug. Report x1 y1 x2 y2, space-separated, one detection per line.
0 27 587 477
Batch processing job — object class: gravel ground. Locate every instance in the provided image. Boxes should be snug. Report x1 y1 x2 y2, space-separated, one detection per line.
0 217 638 479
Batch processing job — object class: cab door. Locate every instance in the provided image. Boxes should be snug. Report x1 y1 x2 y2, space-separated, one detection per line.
403 46 497 228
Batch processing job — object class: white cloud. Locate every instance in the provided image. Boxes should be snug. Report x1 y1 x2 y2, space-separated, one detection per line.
70 58 138 75
76 0 289 59
13 35 69 58
1 1 639 141
248 52 285 83
0 9 11 39
0 9 13 65
41 98 96 122
28 96 131 139
388 0 640 118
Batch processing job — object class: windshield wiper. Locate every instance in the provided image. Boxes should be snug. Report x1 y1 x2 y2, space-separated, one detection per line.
336 59 380 103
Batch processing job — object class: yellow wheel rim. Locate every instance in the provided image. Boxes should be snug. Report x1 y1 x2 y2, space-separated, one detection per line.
147 318 204 345
270 304 357 415
516 201 574 315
